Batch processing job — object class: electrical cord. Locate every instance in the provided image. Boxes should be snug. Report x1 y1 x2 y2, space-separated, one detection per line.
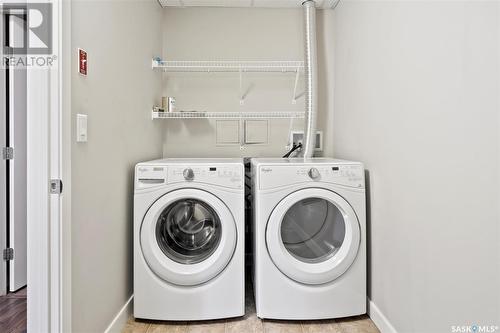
283 142 303 158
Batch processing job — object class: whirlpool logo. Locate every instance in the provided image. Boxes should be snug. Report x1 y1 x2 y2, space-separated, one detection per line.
451 325 499 333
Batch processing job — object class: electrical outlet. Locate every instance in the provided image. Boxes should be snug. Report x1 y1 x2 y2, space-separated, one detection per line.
290 131 323 151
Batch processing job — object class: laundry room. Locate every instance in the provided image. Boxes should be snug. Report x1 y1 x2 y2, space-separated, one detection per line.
0 0 498 333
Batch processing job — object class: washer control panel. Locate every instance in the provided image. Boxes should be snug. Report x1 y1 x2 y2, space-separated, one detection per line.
259 164 364 190
135 164 243 190
169 165 243 189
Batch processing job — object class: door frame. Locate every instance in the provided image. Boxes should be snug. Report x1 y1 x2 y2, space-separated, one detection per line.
26 0 71 332
7 12 28 293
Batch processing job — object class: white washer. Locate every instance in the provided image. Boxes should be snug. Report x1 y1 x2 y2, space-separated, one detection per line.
251 158 366 320
134 158 245 320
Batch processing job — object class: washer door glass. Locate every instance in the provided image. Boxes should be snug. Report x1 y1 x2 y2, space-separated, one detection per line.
156 199 222 265
266 188 361 285
140 188 237 286
281 198 345 264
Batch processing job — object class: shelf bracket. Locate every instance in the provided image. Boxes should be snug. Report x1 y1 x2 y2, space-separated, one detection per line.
292 67 300 104
239 67 245 106
286 117 295 150
239 118 245 150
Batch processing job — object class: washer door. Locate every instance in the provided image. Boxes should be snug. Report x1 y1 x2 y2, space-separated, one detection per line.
141 189 237 286
266 188 360 285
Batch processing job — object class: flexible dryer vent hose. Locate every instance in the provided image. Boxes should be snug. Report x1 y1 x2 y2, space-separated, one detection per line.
301 0 318 159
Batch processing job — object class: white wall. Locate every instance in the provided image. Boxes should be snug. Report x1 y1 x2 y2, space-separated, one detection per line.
71 1 163 332
333 1 500 332
160 7 335 157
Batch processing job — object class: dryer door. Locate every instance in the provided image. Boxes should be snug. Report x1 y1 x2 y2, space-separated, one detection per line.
141 188 237 286
266 188 360 285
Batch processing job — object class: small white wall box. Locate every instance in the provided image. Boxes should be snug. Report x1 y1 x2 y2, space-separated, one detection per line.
290 130 323 151
244 120 269 145
216 120 240 145
76 114 88 142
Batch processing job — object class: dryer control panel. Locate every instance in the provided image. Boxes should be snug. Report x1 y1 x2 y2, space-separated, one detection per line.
258 164 364 190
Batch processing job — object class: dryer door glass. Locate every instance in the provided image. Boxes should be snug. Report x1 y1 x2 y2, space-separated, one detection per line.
281 197 345 263
156 199 222 264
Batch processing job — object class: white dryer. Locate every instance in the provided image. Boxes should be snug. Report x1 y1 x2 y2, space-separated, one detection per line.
251 158 366 320
134 158 245 320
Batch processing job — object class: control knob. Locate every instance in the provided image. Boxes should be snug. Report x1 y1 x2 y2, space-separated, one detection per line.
183 168 194 181
308 167 320 180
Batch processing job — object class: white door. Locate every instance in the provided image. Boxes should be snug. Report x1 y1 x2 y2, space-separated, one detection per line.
6 13 28 292
140 188 237 286
0 10 7 297
266 188 361 285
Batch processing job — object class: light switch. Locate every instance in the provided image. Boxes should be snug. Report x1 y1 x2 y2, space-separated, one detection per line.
76 114 88 142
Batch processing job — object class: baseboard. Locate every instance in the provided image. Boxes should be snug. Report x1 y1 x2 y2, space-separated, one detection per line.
367 298 398 333
104 295 134 333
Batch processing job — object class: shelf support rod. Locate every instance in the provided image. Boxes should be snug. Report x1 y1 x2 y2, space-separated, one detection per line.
239 67 245 105
292 67 300 104
239 118 246 150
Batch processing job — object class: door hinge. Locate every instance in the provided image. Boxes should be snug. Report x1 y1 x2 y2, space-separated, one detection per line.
3 248 14 261
50 179 63 194
2 147 13 160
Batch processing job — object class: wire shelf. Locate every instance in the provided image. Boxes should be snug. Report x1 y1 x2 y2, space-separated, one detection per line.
152 60 304 73
152 111 305 119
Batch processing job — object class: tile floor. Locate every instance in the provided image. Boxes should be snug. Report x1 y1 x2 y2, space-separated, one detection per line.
124 284 379 333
